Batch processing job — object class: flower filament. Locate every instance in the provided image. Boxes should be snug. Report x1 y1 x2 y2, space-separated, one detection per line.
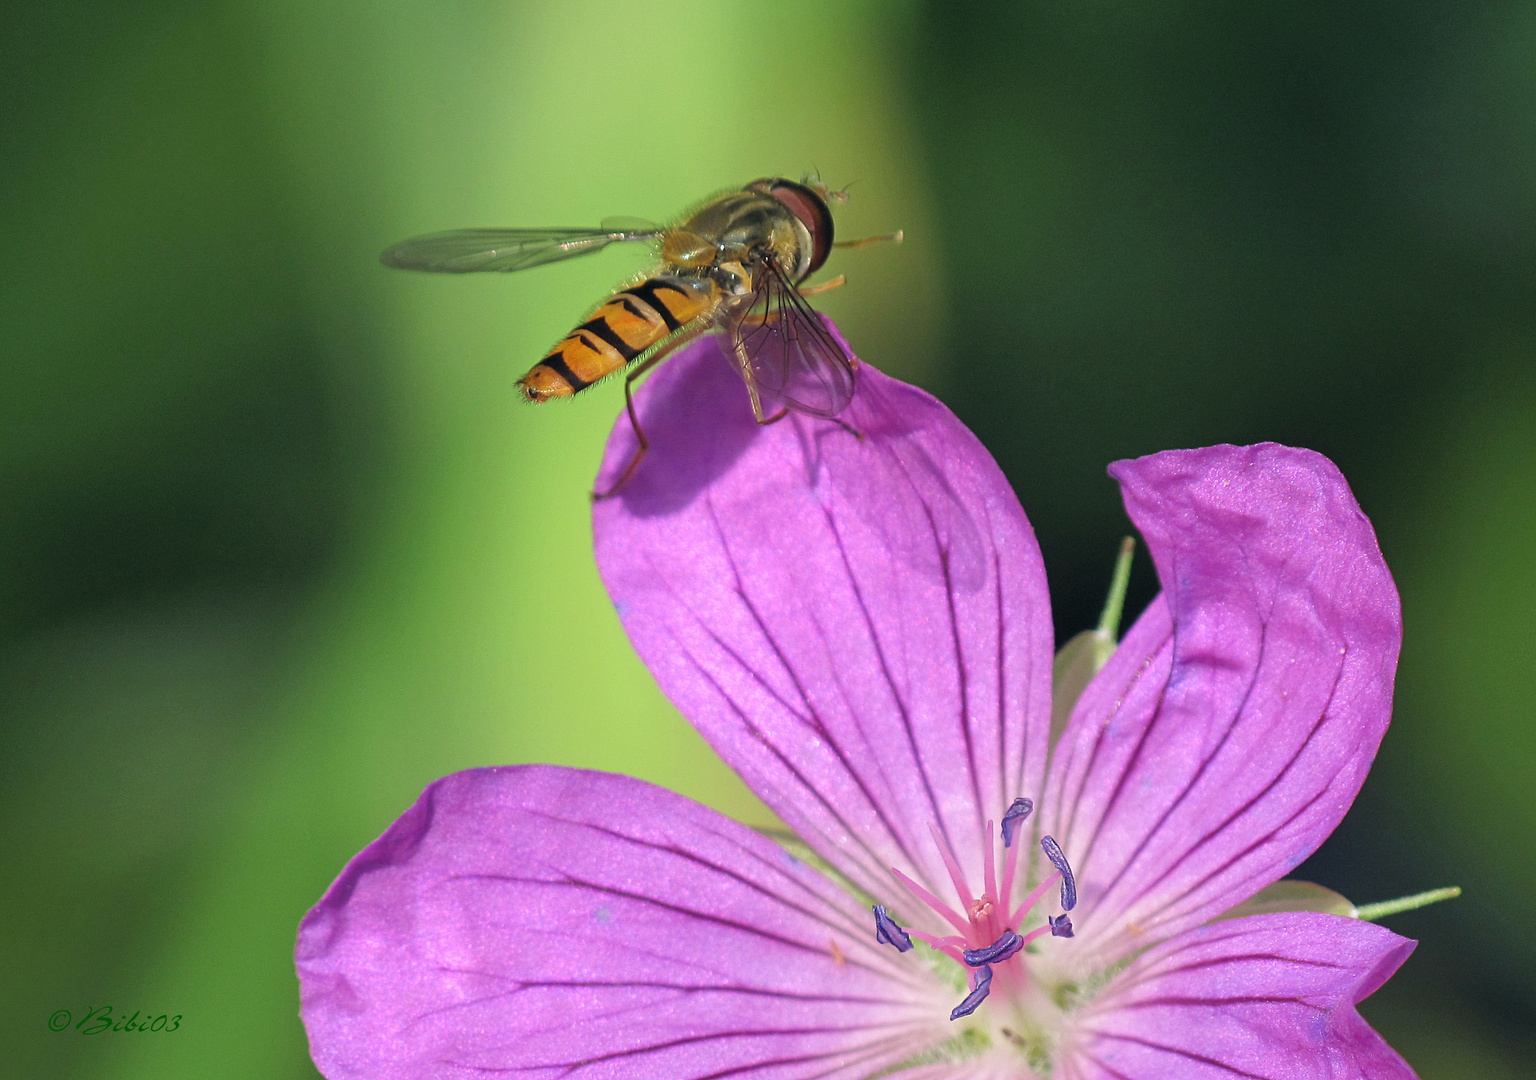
870 797 1077 1023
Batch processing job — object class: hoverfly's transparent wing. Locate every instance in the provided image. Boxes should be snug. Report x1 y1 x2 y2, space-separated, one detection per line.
728 256 856 419
599 216 661 233
380 221 661 273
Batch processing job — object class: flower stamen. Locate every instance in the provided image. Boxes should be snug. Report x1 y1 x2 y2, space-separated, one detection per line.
982 821 999 911
890 867 972 936
928 821 976 914
902 927 968 965
1000 798 1034 847
949 964 993 1021
872 904 913 952
871 798 1078 1025
1015 923 1057 949
1040 835 1077 911
1008 869 1062 928
963 929 1024 966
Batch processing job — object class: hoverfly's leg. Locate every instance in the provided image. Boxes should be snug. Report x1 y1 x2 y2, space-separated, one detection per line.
831 417 864 441
796 274 846 297
753 406 858 441
740 362 771 424
831 230 903 250
591 326 708 501
735 310 784 329
757 408 862 446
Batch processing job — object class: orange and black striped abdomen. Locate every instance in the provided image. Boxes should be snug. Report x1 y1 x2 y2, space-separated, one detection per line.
518 277 712 401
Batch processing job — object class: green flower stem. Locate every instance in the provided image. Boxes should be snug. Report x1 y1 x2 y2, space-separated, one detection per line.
1097 537 1136 642
1353 886 1462 921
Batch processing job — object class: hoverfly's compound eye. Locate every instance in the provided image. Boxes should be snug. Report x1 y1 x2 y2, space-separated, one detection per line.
751 177 835 277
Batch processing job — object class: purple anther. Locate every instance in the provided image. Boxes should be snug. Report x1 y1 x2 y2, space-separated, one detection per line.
949 964 993 1021
1049 914 1074 938
962 929 1024 967
1040 835 1077 911
1000 797 1035 848
872 905 913 953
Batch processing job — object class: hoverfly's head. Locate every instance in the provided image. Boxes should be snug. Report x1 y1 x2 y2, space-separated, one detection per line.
747 176 835 277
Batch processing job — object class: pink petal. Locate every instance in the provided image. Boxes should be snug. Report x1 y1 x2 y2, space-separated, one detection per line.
593 328 1054 912
297 765 947 1080
1041 445 1400 962
1067 913 1416 1080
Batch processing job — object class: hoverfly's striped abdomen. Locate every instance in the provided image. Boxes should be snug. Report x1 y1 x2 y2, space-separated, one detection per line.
519 276 712 401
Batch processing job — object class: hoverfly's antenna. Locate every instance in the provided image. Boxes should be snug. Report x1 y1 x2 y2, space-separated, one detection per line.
833 229 903 250
803 170 851 205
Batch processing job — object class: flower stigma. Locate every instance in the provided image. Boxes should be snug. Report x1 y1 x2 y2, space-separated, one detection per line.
870 796 1078 1045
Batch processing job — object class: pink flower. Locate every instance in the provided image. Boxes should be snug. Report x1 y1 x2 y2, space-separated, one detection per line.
297 327 1414 1079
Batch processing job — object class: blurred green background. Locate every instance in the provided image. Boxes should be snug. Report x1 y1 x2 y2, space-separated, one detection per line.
2 0 1531 1077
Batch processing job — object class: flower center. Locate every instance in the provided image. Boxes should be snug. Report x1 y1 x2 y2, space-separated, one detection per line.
870 797 1077 1023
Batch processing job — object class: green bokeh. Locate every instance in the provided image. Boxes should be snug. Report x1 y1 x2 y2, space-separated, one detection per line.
2 1 1533 1077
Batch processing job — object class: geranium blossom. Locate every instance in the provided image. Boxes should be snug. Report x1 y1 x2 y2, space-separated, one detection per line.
297 327 1414 1079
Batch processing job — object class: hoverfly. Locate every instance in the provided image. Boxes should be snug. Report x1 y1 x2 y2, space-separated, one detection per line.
380 176 901 496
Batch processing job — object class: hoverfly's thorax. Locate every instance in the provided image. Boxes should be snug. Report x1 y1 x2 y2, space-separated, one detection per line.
680 188 817 284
